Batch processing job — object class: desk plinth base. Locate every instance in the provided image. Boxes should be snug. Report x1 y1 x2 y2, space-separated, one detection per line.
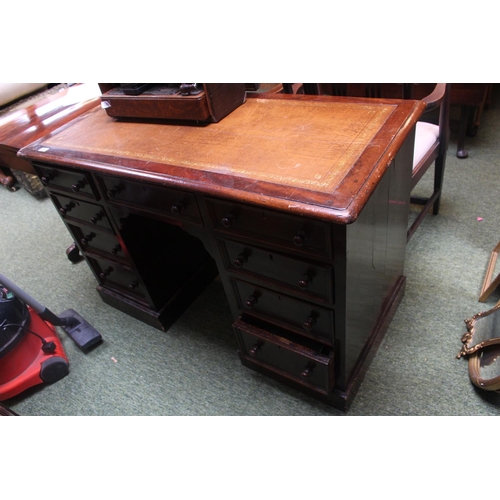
97 259 219 332
238 276 406 412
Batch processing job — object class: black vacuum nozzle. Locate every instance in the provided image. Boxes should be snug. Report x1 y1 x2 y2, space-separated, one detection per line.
58 309 102 352
0 273 102 352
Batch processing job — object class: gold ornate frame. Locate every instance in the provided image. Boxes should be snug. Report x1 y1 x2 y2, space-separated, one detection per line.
458 302 500 358
479 241 500 302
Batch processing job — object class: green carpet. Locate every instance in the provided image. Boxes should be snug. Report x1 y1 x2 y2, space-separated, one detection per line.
2 87 500 416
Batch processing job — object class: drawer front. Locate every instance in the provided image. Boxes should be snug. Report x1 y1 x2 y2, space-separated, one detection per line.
34 163 98 199
234 317 334 393
98 175 202 223
207 199 332 259
86 255 147 303
233 280 334 343
50 194 111 229
222 239 333 303
67 223 124 260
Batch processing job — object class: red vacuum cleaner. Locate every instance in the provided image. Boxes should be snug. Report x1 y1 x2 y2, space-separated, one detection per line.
0 273 103 401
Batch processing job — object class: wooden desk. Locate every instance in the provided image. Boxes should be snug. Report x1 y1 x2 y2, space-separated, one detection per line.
0 83 101 176
18 94 424 411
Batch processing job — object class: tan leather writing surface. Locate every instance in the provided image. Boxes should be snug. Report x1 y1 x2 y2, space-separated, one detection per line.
43 98 395 194
21 95 424 223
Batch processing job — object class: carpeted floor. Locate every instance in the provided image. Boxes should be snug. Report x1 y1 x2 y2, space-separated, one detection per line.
1 86 500 416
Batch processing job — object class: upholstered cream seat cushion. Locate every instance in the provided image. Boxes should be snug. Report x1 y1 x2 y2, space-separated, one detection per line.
413 121 439 169
0 83 47 107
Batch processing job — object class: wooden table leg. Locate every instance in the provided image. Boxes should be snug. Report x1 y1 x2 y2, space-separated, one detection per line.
456 105 471 159
0 168 17 191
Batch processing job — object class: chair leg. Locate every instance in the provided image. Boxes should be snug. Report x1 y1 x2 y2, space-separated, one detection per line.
432 155 446 215
457 105 471 159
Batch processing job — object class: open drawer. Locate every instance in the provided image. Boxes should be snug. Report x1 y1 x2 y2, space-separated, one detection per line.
234 316 335 395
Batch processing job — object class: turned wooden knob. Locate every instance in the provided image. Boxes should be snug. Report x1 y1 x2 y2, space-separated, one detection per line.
90 210 104 224
303 315 316 331
107 185 123 198
128 281 139 290
244 294 258 309
41 171 58 185
80 232 96 245
111 244 122 255
293 231 307 246
298 273 312 289
171 202 184 215
99 267 113 280
233 253 248 268
59 202 75 215
301 366 313 378
249 342 262 356
221 214 235 228
71 179 87 192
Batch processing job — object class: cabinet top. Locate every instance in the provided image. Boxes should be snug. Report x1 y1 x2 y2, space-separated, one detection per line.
19 93 424 223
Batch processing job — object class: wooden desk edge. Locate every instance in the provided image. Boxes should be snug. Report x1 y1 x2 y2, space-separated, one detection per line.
18 98 425 225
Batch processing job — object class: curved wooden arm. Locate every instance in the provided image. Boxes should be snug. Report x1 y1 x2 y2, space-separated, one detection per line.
422 83 447 111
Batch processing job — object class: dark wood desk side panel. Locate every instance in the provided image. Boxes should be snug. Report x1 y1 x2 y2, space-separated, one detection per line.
340 133 413 392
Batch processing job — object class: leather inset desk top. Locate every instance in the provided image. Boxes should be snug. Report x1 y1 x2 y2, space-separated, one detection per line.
43 98 393 193
20 94 424 223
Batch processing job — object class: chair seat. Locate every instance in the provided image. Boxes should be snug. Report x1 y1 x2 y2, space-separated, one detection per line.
413 121 439 169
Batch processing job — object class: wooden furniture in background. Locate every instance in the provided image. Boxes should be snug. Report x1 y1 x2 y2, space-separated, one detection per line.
19 94 424 410
450 83 493 159
0 83 101 176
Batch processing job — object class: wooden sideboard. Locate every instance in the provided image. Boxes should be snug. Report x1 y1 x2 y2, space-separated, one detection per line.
18 93 424 411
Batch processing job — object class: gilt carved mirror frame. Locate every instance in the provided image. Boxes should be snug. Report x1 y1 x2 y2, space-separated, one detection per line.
458 302 500 358
479 241 500 302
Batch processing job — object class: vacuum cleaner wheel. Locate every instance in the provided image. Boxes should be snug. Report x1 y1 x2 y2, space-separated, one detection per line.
40 356 69 384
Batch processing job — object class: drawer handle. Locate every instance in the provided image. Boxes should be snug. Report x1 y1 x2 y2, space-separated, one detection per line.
128 281 139 290
71 179 87 193
111 244 122 255
293 231 307 247
59 201 75 215
41 171 58 185
99 266 113 280
81 232 96 245
107 184 124 198
90 210 105 224
221 214 235 228
298 273 312 290
171 202 185 215
249 341 263 356
233 253 248 268
301 364 315 379
303 315 317 331
244 294 259 309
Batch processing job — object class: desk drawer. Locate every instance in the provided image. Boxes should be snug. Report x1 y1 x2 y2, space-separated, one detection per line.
222 239 333 303
67 223 124 260
234 316 334 394
233 279 334 344
50 194 112 230
207 199 332 259
86 255 147 303
98 175 202 223
34 162 98 199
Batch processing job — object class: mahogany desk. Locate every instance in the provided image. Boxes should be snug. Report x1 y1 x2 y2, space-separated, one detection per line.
19 94 424 411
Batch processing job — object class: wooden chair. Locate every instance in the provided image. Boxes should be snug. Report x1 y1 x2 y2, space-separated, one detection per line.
283 83 451 241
